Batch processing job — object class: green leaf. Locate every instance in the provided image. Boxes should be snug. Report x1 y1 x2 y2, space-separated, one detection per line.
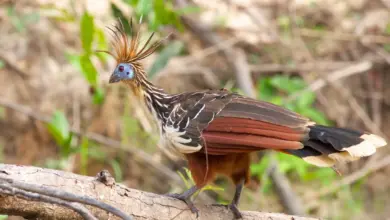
300 108 330 125
250 154 271 176
137 0 153 16
148 40 184 77
110 3 131 35
47 111 70 146
80 12 94 53
297 91 316 108
92 87 105 105
153 0 184 31
257 78 275 101
79 54 98 86
95 27 108 51
0 215 7 220
109 160 123 182
270 75 306 93
0 60 4 69
61 133 74 157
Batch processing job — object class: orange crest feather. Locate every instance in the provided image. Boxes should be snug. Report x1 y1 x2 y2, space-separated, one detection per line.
99 18 166 64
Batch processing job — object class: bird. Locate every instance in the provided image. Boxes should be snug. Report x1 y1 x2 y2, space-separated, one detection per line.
100 19 387 219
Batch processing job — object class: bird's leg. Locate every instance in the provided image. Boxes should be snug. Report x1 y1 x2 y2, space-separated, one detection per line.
165 185 200 216
229 180 244 219
213 180 244 219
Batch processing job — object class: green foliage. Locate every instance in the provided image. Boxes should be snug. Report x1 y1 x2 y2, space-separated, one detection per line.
123 0 198 32
257 75 331 125
148 40 184 77
46 111 90 174
80 138 89 175
109 159 123 182
80 12 94 54
79 54 98 87
66 11 107 105
0 215 8 220
0 60 4 69
47 111 74 157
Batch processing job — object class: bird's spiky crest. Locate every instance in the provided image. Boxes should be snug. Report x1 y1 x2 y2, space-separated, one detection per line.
99 18 164 64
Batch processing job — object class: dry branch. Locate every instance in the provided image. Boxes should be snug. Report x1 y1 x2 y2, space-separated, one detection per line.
0 164 319 220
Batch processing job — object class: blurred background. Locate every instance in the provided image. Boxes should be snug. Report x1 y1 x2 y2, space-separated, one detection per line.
0 0 389 219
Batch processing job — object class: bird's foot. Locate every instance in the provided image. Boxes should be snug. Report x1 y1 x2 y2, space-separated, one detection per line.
165 193 199 217
212 203 243 219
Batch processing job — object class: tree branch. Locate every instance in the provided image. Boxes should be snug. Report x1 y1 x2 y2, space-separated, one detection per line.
0 164 318 220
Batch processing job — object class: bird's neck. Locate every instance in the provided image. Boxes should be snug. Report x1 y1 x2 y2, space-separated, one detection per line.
140 80 172 124
123 71 172 128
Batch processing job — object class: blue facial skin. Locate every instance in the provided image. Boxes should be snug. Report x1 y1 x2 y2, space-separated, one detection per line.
109 63 135 83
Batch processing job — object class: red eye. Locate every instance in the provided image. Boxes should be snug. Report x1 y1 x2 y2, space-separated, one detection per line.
118 65 124 72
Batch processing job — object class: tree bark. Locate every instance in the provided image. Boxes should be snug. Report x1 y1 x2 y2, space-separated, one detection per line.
0 164 318 220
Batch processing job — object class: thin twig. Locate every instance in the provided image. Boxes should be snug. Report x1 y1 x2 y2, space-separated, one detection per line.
0 183 98 220
0 176 132 220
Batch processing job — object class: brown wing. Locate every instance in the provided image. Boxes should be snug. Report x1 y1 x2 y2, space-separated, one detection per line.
201 96 311 155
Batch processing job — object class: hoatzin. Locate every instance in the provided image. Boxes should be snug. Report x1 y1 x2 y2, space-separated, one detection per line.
101 20 387 219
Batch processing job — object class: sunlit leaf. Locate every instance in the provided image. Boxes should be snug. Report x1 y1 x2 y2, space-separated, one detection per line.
300 108 330 125
270 75 306 93
79 54 98 86
92 87 105 105
148 40 184 77
109 159 123 182
297 91 316 108
137 0 153 16
257 78 275 101
80 12 94 53
47 111 70 146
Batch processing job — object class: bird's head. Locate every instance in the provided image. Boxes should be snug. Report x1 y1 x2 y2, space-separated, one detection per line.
109 62 135 84
99 19 165 88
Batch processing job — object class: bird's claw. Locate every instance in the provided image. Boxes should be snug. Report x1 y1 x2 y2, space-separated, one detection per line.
212 203 243 219
165 193 199 217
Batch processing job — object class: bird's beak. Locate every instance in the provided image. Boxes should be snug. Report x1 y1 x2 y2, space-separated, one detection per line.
109 73 121 84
